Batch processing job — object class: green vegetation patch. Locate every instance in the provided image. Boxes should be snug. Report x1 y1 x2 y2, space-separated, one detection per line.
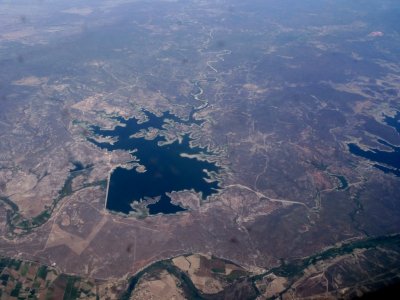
63 276 80 300
37 265 48 280
10 281 22 297
20 263 29 276
211 267 225 274
226 270 249 282
9 259 22 271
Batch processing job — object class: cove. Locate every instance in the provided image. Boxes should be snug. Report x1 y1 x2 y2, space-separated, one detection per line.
348 112 400 177
89 110 220 215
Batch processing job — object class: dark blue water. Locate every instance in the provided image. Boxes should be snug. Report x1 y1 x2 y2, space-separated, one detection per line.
329 174 349 190
71 161 85 172
384 111 400 134
89 110 219 215
349 112 400 177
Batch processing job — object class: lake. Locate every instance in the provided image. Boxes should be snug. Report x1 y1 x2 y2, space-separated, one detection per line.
89 110 220 215
348 112 400 177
